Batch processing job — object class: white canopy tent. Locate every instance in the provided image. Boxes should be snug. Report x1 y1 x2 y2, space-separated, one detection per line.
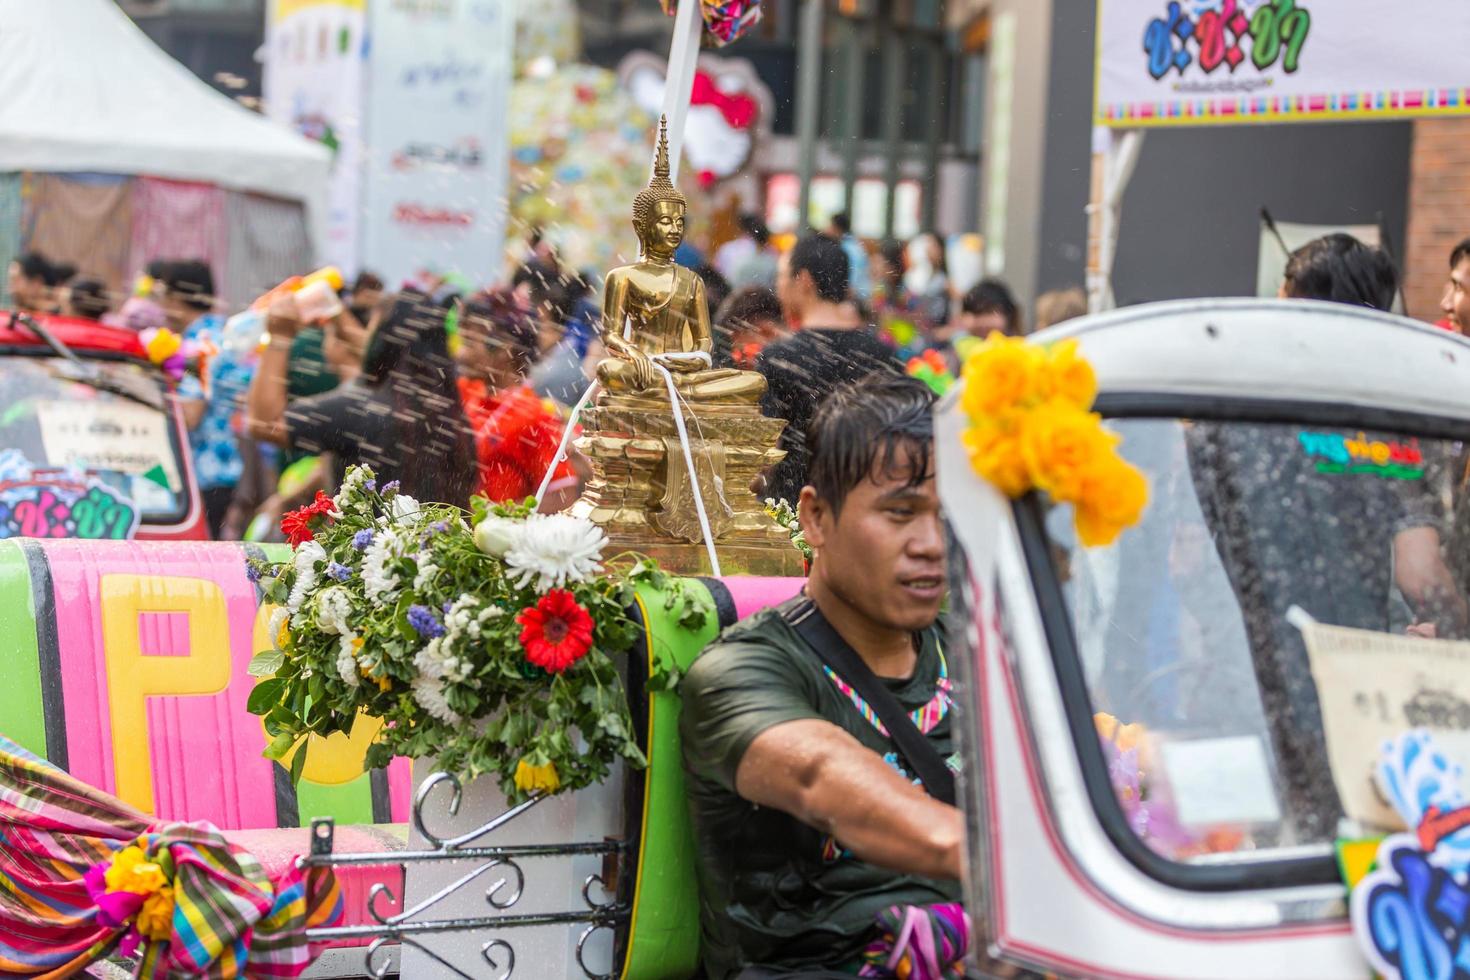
0 0 330 254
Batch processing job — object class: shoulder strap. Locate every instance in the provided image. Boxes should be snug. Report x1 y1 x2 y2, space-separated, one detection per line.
786 599 956 806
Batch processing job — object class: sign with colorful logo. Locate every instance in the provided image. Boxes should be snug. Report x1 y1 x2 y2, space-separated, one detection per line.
1351 730 1470 980
1298 430 1424 481
0 450 139 541
1095 0 1470 127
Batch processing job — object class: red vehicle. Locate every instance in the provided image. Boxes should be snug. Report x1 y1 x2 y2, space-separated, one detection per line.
0 311 206 540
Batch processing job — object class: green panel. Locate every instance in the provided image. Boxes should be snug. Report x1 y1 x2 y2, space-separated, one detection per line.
294 771 377 828
0 540 47 758
622 580 723 980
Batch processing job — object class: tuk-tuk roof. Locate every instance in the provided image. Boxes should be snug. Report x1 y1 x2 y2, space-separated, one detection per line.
1033 299 1470 424
0 312 149 361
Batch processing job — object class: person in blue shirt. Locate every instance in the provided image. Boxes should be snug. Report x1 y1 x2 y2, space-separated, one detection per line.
829 212 871 301
157 259 254 538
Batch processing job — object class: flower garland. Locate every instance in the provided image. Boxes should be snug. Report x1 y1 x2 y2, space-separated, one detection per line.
958 335 1148 547
77 826 339 976
659 0 762 47
139 327 217 392
248 465 709 801
85 840 175 957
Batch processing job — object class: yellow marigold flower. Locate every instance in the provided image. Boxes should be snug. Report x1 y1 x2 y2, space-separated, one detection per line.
1018 403 1114 505
277 621 292 651
960 335 1044 419
105 847 168 897
513 759 561 795
137 886 175 941
1041 339 1098 410
962 420 1029 498
1074 455 1149 548
1094 712 1147 753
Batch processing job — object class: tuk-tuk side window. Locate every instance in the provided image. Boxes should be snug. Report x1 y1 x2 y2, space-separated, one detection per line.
0 356 188 525
1036 417 1470 872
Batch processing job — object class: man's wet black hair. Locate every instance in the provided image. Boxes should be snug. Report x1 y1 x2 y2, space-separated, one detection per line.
1450 237 1470 270
788 233 850 303
1283 233 1397 312
831 212 852 236
807 373 935 514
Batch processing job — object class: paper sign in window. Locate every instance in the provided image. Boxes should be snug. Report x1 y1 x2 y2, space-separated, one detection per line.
1159 735 1282 828
36 400 179 492
1301 617 1470 830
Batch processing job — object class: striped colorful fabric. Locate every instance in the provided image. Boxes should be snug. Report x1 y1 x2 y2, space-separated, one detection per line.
858 902 970 980
0 732 146 977
820 648 953 738
0 734 340 978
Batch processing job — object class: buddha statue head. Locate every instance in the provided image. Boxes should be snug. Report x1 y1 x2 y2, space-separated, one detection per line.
631 116 688 261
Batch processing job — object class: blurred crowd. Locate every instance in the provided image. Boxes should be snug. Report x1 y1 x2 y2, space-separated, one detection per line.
1 220 1091 540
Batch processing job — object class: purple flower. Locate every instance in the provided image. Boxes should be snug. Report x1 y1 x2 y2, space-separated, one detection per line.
443 601 454 614
352 530 374 550
327 562 352 582
430 521 449 534
407 604 446 638
365 478 377 492
382 480 401 497
246 563 261 584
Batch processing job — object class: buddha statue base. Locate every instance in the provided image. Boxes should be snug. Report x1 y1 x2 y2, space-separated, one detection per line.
570 394 806 577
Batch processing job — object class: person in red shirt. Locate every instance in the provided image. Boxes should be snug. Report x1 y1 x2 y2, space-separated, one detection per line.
456 290 582 510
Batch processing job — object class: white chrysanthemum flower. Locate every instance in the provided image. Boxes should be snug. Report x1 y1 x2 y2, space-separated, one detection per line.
336 635 361 687
473 516 523 558
286 541 327 613
413 555 439 592
362 530 402 604
503 514 606 593
333 466 372 510
411 676 460 725
269 606 290 650
315 586 353 636
442 595 479 642
389 494 422 523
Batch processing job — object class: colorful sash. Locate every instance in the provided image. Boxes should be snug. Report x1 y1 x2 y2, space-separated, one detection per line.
859 902 971 980
821 647 952 738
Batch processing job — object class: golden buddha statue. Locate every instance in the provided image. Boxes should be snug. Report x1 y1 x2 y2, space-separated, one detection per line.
596 117 765 404
569 116 802 577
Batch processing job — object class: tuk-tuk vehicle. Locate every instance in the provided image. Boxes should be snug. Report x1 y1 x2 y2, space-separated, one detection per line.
942 298 1470 978
0 311 206 541
5 298 1466 979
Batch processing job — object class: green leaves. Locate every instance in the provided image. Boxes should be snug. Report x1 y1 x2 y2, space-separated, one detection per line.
246 677 286 716
247 649 285 678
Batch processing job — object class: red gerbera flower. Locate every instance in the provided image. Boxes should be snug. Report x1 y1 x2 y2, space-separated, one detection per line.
516 590 594 674
280 491 339 547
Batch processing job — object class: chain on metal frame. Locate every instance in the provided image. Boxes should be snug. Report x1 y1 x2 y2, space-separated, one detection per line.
301 771 630 979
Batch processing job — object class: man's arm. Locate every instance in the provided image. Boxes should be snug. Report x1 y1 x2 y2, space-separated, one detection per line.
1394 525 1469 636
245 295 303 446
735 718 964 881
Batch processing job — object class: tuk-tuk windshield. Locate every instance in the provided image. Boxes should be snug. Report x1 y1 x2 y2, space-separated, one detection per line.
0 356 187 523
1042 416 1470 869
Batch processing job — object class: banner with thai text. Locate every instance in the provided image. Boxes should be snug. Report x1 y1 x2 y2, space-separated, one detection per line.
263 0 367 272
1095 0 1470 127
360 0 514 289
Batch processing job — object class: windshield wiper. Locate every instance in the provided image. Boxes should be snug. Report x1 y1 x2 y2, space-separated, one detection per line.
9 311 84 365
